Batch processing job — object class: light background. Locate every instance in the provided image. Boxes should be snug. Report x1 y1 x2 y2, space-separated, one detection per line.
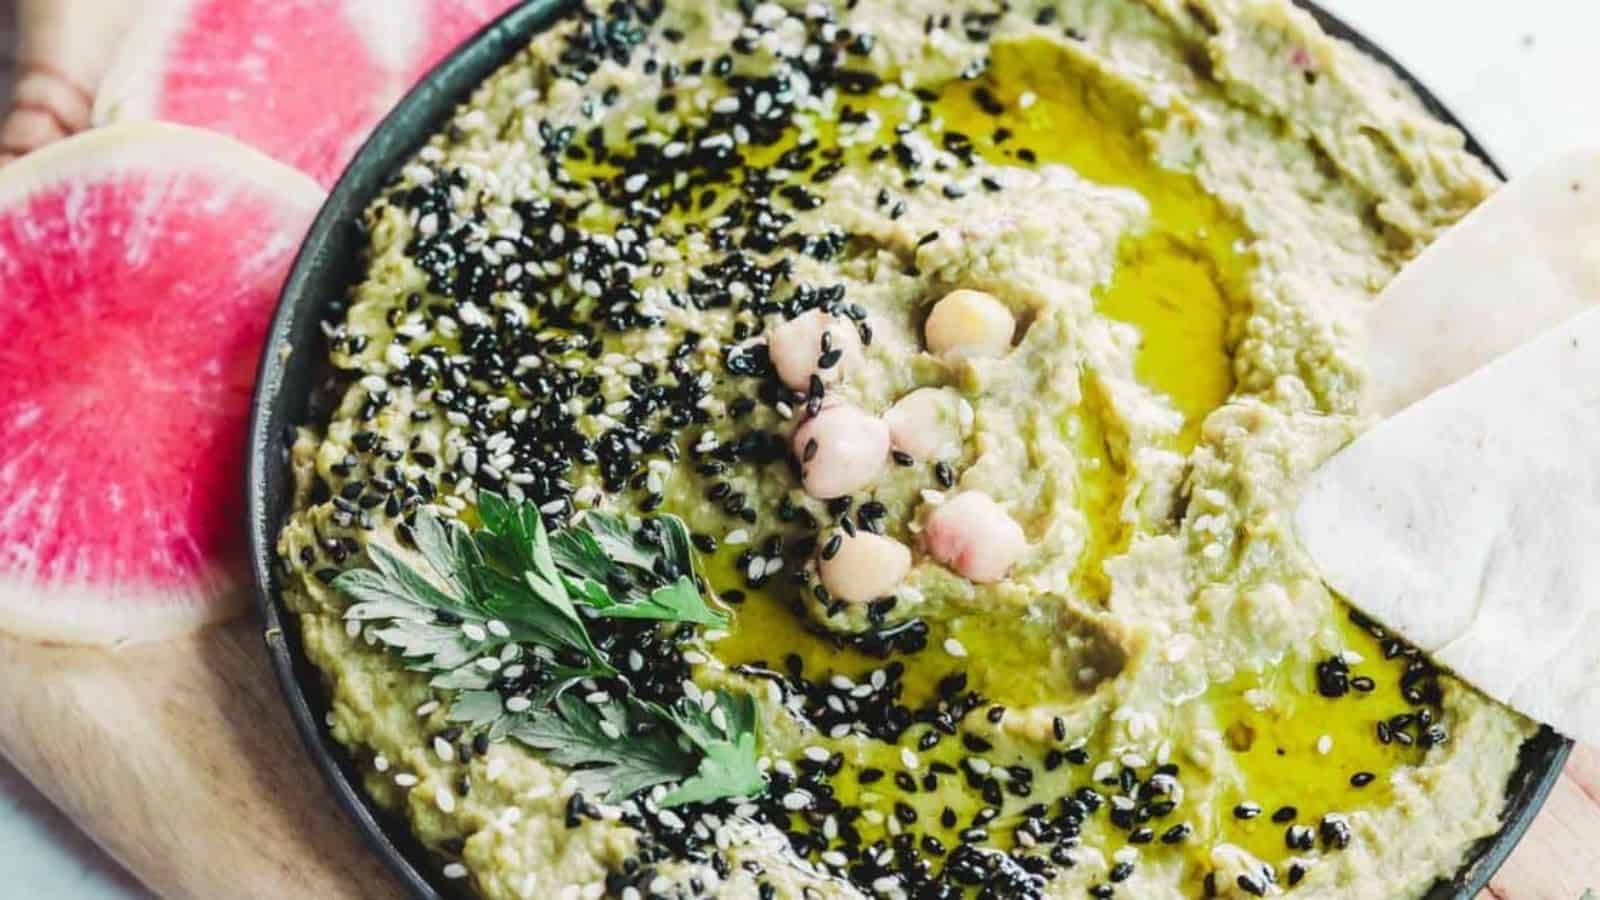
0 0 1595 896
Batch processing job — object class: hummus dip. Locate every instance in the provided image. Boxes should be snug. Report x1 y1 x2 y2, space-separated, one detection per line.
277 1 1536 897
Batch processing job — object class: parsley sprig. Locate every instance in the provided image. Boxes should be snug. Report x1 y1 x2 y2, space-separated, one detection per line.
332 492 764 806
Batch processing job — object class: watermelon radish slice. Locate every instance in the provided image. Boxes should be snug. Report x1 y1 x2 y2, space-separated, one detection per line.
407 0 525 86
0 121 323 645
93 0 521 187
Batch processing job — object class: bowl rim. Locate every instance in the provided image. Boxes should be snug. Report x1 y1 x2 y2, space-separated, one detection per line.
244 3 1572 898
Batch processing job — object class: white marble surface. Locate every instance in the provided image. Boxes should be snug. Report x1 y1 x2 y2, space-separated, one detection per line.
0 1 1594 897
1326 0 1600 177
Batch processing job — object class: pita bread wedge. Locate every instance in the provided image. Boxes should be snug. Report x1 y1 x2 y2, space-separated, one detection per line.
1363 149 1600 417
1297 307 1600 744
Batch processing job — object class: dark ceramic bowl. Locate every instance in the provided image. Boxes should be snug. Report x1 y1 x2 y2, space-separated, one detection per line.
245 2 1572 897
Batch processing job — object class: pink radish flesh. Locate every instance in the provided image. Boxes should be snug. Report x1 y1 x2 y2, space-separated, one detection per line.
409 0 524 85
95 0 520 187
0 123 323 644
112 0 394 187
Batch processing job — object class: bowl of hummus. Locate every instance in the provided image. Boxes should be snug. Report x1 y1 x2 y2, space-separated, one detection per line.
247 1 1571 898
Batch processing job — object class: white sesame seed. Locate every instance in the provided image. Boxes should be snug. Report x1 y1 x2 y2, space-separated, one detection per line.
416 700 440 717
943 637 968 658
900 748 919 769
434 737 456 761
372 754 390 772
726 528 750 546
1317 735 1333 754
487 619 511 638
443 863 468 880
394 773 419 788
461 623 487 642
782 791 812 811
436 787 457 813
506 696 533 713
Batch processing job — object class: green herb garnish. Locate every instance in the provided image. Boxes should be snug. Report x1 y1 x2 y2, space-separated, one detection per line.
332 493 764 806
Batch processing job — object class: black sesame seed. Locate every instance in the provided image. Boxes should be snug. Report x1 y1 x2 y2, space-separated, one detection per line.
1319 813 1352 850
821 533 843 560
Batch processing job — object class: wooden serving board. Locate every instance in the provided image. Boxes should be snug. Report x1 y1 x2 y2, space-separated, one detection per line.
0 616 1595 898
0 620 402 899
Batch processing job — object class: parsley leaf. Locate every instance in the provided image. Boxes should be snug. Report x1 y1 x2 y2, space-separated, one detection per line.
508 694 697 801
661 691 765 807
551 512 727 626
332 492 765 807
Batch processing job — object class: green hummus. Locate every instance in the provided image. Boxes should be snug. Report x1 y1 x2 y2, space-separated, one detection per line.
277 1 1535 897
